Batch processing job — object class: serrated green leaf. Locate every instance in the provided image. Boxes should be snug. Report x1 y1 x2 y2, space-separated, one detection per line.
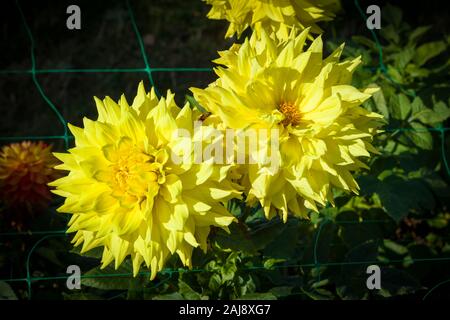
413 109 450 125
221 259 237 282
82 262 133 290
392 47 415 70
369 84 389 119
411 96 426 114
405 122 433 150
414 41 447 66
387 66 404 84
208 274 221 291
178 280 204 300
399 94 412 119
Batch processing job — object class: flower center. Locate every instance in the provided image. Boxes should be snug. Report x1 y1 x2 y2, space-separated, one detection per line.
110 149 159 198
278 102 301 127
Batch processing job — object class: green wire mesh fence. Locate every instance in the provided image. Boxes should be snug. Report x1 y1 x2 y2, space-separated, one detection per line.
0 0 449 299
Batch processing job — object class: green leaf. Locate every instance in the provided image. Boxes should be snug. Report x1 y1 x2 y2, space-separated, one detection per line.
263 258 286 269
82 262 133 290
237 292 277 300
380 177 435 221
414 41 447 66
426 215 449 229
383 239 408 256
268 286 293 298
221 255 238 282
214 224 255 254
432 101 450 122
208 274 222 291
377 268 421 297
127 277 146 300
405 64 431 79
249 219 287 252
369 84 389 119
386 66 404 83
410 96 426 115
263 219 300 259
70 246 103 259
336 241 380 300
302 287 335 300
338 211 383 247
359 175 435 222
405 122 433 150
0 281 17 300
392 47 415 70
408 26 431 46
395 94 412 120
36 247 64 267
352 36 377 51
178 280 205 300
412 109 448 125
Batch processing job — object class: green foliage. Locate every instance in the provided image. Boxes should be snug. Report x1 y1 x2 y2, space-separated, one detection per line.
0 281 18 300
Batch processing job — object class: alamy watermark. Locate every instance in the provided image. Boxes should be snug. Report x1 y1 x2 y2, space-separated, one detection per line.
66 264 81 290
366 265 381 290
366 5 381 30
170 121 281 172
66 5 81 30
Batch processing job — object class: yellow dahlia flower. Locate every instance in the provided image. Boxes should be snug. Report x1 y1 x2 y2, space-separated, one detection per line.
191 28 384 222
0 141 60 219
50 82 240 279
203 0 341 39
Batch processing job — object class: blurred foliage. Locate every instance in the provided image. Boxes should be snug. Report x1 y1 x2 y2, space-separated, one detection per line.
1 2 450 300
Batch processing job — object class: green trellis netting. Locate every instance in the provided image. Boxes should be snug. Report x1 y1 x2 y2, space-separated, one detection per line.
0 0 449 300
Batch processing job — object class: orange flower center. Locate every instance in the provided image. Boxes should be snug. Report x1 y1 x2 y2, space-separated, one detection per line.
279 102 301 127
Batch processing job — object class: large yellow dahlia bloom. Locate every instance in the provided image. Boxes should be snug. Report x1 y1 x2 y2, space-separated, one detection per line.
50 82 240 279
203 0 341 39
191 29 384 222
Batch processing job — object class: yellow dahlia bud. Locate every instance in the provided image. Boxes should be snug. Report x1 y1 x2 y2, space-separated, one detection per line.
203 0 341 40
50 82 240 279
191 28 384 222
